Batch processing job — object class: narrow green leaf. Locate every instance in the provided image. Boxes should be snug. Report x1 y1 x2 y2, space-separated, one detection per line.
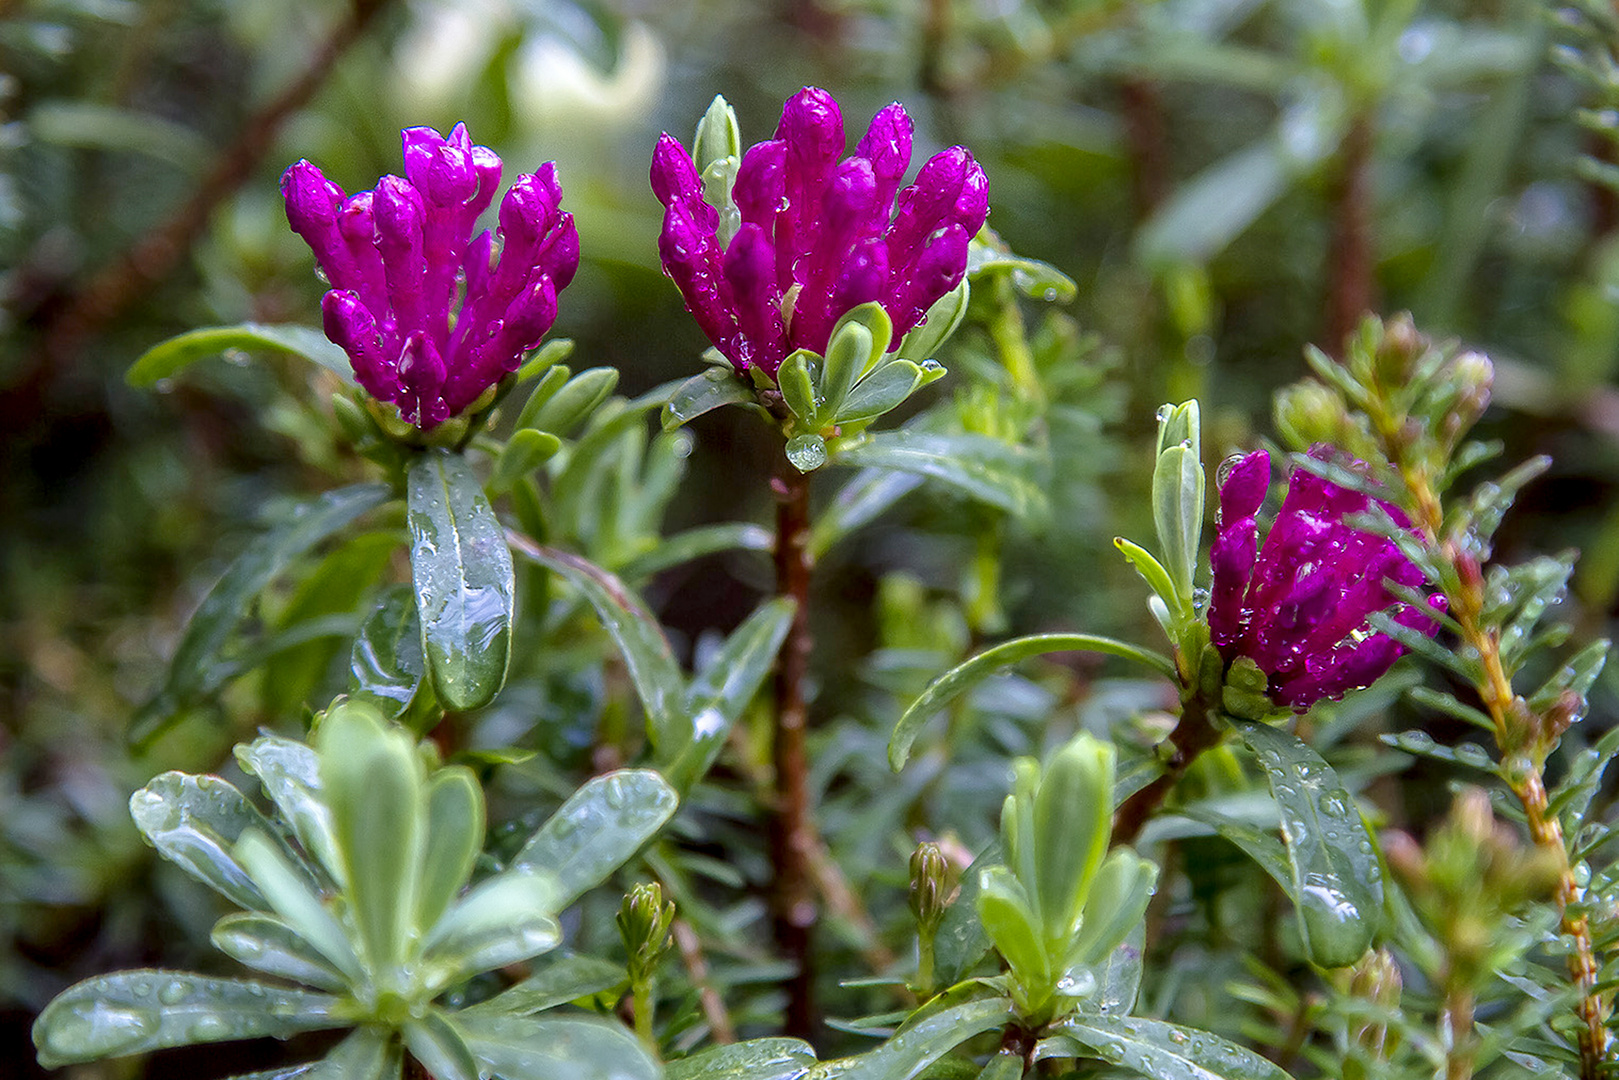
312 1027 400 1080
976 1052 1023 1080
404 1012 479 1080
422 871 562 987
31 971 342 1068
822 997 1013 1080
897 277 970 359
234 831 361 981
509 537 685 742
348 586 426 718
515 364 572 430
1151 444 1203 610
836 359 925 425
1178 808 1292 892
1236 721 1383 968
458 1012 661 1080
819 319 873 420
666 598 796 791
517 338 575 383
665 1038 817 1080
234 735 340 887
461 952 626 1018
531 367 619 437
490 429 563 495
662 368 756 431
1134 138 1292 269
127 323 355 389
616 522 773 582
977 869 1050 990
890 634 1176 770
210 912 349 992
133 483 391 745
809 469 924 558
778 351 821 427
512 770 680 907
407 449 515 712
966 240 1078 302
833 431 1044 518
1045 1016 1291 1080
129 772 276 910
319 701 425 980
418 766 484 934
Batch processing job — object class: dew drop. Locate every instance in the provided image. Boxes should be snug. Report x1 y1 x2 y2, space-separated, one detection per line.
189 1015 231 1041
158 981 188 1006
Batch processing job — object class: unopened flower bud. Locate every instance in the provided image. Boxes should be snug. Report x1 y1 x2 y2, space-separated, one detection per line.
618 882 676 978
1541 689 1583 744
1273 381 1349 451
1374 312 1424 385
909 841 953 934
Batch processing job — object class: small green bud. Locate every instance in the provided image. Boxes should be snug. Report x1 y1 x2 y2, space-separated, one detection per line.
909 842 954 934
618 882 676 979
1273 381 1349 451
693 95 741 174
1447 350 1493 429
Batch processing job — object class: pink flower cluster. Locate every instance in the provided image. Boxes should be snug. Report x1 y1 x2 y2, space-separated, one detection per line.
282 124 578 428
651 87 989 377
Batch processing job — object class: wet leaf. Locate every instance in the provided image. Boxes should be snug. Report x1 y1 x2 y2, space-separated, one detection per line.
665 1038 817 1080
1236 721 1383 968
234 735 339 886
210 912 349 992
461 953 626 1018
1044 1016 1291 1079
129 772 277 910
417 766 484 934
530 367 619 438
833 431 1044 518
127 323 356 388
407 449 515 712
816 997 1012 1080
422 871 562 987
32 971 342 1068
512 770 679 907
808 469 924 558
616 522 773 582
662 368 757 431
234 831 361 981
348 586 426 718
458 1013 660 1080
404 1012 479 1080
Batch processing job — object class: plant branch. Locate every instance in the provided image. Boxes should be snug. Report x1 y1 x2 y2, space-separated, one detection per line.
771 458 818 1039
1324 114 1375 357
1111 680 1222 847
672 918 735 1045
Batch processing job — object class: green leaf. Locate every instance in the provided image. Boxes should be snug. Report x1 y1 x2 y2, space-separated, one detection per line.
1135 139 1292 269
665 598 797 791
778 351 821 427
1088 924 1145 1017
265 531 398 716
809 470 924 558
890 634 1176 769
517 338 575 383
407 449 515 712
662 368 757 431
819 318 876 419
132 482 391 745
418 766 485 934
31 971 342 1068
975 1052 1023 1080
234 831 361 982
319 701 425 980
234 735 339 887
786 432 828 472
966 240 1078 303
1044 1016 1292 1080
312 1027 401 1080
1235 721 1383 969
510 538 686 742
404 1012 480 1080
616 522 774 582
348 586 426 718
836 359 926 425
934 841 1000 986
531 367 620 437
512 770 679 907
821 997 1013 1080
128 772 277 910
457 1012 661 1080
898 277 970 360
422 870 562 986
833 431 1044 518
977 868 1050 991
515 365 572 430
666 1038 817 1080
127 323 356 389
1151 443 1204 611
490 429 563 495
461 953 627 1018
1178 807 1292 892
210 912 349 992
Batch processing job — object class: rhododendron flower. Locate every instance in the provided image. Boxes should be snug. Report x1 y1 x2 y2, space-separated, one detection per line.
651 87 988 378
283 124 578 428
1208 448 1445 710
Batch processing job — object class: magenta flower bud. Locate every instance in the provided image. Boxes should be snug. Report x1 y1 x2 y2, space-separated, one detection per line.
652 133 704 206
733 141 787 228
652 87 987 377
1207 447 1445 711
283 125 575 429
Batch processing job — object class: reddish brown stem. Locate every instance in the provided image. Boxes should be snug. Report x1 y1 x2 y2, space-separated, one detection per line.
1111 684 1221 847
1120 77 1169 219
771 460 818 1039
1324 114 1376 357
